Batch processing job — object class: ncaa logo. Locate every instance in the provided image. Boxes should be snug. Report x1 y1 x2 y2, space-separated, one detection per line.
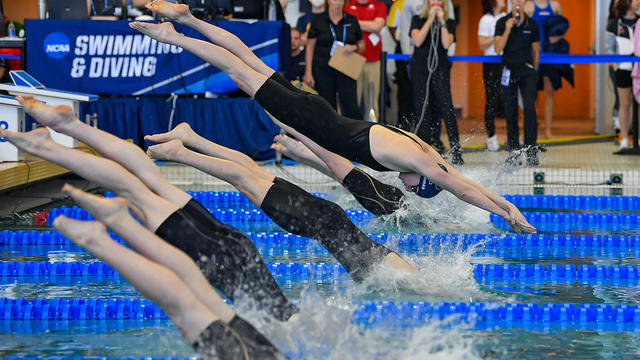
44 32 71 59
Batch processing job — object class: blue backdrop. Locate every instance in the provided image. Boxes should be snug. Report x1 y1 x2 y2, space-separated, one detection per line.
80 97 280 160
26 19 286 95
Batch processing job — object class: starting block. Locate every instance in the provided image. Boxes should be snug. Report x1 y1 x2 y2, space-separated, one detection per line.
0 95 25 161
0 71 98 149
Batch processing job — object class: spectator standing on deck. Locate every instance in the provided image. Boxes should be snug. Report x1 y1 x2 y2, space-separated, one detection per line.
606 0 640 152
478 0 506 152
345 0 387 122
495 0 541 166
524 0 562 140
304 0 365 119
398 0 454 151
409 0 463 165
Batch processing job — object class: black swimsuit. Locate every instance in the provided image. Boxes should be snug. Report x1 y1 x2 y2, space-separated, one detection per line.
193 315 289 360
257 73 421 172
269 72 407 215
156 199 298 321
260 177 391 281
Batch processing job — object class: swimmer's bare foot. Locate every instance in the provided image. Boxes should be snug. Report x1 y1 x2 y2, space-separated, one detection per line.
145 122 195 144
146 0 194 24
54 215 108 249
16 95 77 133
383 253 418 274
147 139 184 161
62 184 131 226
272 134 316 162
0 127 54 154
271 136 300 161
129 21 180 44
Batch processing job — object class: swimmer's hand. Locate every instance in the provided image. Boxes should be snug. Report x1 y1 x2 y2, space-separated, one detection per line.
503 206 537 234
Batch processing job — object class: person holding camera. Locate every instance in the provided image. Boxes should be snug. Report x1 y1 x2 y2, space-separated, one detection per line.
495 0 540 166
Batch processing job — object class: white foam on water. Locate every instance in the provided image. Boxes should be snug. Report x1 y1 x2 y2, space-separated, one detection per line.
239 288 481 360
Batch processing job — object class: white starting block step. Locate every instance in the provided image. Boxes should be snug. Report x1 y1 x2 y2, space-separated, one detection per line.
0 71 98 155
0 95 25 162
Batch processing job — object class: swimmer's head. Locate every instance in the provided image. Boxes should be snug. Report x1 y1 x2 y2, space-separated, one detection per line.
398 164 448 198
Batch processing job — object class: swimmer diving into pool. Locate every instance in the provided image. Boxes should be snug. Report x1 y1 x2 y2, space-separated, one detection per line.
0 95 416 320
54 185 289 359
130 0 536 234
148 126 405 217
144 122 416 281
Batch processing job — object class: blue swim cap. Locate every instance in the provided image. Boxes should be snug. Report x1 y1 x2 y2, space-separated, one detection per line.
415 163 448 198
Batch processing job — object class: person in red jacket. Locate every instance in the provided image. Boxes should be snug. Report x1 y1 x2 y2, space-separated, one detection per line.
345 0 387 122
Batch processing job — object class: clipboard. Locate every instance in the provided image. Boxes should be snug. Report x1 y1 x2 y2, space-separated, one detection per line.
328 45 366 80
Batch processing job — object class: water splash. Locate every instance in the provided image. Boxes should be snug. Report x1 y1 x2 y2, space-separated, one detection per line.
239 287 481 360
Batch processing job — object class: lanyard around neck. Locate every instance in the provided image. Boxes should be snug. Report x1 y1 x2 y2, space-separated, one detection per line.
329 15 347 43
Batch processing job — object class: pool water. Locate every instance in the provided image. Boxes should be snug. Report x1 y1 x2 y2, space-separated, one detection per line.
1 190 640 359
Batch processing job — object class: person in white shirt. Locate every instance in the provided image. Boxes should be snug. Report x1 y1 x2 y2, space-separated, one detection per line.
478 0 506 152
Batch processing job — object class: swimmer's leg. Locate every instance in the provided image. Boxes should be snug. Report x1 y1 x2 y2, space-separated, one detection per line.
147 139 275 206
271 134 341 181
61 184 234 323
260 178 417 279
0 128 178 231
145 122 270 180
54 215 218 343
146 0 274 77
271 124 405 216
269 116 353 180
16 95 191 208
129 21 267 97
55 215 288 359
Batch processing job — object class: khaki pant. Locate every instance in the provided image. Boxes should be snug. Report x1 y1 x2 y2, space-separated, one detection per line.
357 60 381 122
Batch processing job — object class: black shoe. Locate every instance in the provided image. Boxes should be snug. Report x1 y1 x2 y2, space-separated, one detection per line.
505 150 524 166
451 151 464 166
526 148 540 167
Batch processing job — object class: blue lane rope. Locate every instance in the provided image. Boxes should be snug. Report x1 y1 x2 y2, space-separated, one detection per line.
0 261 638 285
108 192 640 211
504 194 640 211
385 53 640 63
3 230 640 252
490 212 640 232
2 298 640 331
44 205 375 227
45 205 640 231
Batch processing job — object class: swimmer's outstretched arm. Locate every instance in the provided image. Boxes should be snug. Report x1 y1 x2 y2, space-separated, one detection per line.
0 127 178 231
54 215 221 343
60 183 235 324
129 21 267 97
15 95 190 208
147 139 276 206
145 0 274 77
403 145 535 233
422 143 532 230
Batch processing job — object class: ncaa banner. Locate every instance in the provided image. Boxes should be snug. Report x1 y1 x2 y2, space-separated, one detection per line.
25 19 284 95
